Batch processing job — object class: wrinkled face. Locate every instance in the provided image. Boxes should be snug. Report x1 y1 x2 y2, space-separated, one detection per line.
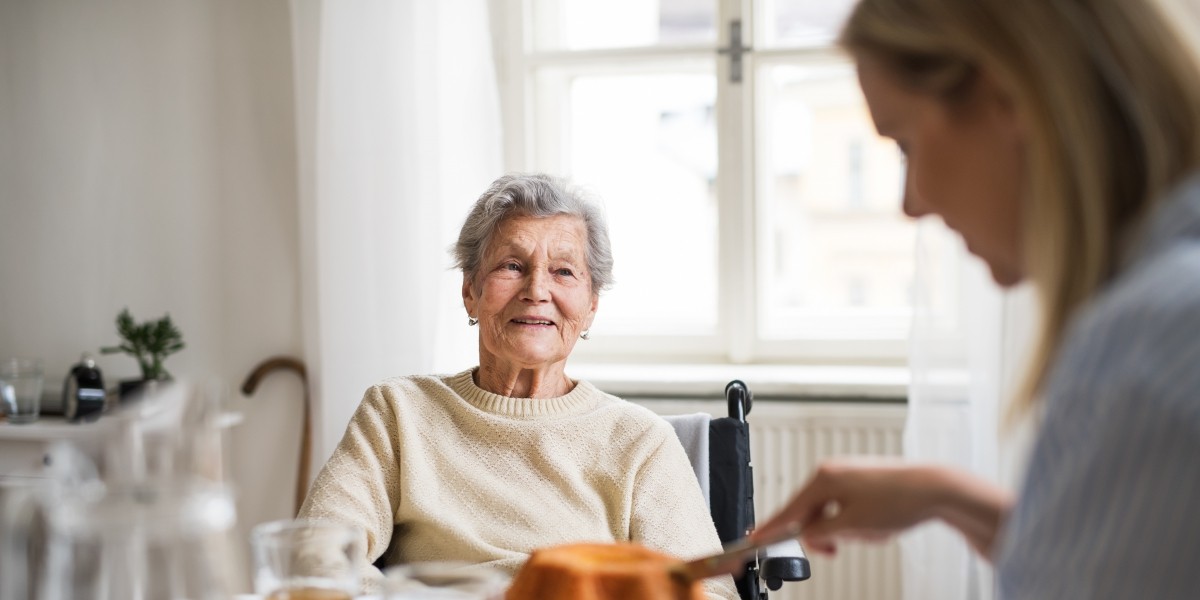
463 214 598 371
857 56 1027 287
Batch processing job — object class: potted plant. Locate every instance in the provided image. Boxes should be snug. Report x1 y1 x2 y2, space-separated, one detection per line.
101 307 186 399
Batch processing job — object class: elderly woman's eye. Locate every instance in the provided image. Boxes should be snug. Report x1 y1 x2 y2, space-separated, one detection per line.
504 262 521 271
556 268 575 277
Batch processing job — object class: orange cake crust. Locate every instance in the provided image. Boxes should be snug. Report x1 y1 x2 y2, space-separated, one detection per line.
506 543 705 600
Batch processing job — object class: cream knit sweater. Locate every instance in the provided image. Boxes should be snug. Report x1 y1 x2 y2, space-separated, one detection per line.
298 369 738 600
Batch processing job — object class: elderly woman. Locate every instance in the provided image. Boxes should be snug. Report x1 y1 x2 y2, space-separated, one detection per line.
298 173 737 599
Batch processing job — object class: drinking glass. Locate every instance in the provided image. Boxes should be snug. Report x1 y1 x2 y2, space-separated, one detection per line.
251 519 364 600
38 478 243 600
0 357 44 424
383 562 509 600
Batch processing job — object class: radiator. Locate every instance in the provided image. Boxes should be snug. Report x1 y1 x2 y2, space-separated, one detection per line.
638 399 908 600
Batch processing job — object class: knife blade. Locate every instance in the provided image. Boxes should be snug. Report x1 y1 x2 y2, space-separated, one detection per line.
671 521 804 583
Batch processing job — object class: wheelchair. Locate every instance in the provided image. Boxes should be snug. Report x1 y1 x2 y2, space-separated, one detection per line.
664 380 811 600
370 379 811 599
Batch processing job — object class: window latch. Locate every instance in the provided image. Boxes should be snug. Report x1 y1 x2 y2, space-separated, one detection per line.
717 19 752 83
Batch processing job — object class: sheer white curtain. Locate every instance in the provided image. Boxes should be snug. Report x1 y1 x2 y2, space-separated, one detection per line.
902 221 1036 600
289 0 502 465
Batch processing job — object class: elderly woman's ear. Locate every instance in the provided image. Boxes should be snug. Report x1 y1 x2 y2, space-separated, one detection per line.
462 275 478 322
585 294 598 326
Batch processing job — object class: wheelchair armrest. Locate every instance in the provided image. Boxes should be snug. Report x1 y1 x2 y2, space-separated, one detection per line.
759 539 811 590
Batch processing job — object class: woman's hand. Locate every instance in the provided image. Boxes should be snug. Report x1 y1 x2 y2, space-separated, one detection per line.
750 458 1012 560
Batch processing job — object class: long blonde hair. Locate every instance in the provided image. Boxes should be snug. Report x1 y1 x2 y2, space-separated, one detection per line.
840 0 1200 418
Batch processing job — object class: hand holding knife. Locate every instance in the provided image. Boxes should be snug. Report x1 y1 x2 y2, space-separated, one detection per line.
670 522 803 583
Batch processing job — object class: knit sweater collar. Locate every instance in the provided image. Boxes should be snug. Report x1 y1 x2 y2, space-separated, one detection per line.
447 368 603 418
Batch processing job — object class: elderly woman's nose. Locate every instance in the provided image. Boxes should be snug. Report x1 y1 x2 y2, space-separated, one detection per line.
521 269 552 301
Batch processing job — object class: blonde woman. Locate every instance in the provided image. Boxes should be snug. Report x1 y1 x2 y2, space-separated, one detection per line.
752 0 1200 597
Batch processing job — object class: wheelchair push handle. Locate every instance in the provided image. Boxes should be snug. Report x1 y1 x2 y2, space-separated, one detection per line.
725 379 752 422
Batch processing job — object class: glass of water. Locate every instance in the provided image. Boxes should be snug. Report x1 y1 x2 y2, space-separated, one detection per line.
0 357 43 424
251 519 364 600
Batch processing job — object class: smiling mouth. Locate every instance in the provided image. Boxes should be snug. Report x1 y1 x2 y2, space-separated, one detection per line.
512 318 555 327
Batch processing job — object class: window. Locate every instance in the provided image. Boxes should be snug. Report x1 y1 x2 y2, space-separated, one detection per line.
495 0 956 367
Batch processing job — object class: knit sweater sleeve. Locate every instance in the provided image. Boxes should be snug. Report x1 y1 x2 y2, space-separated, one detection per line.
630 424 740 600
297 385 401 589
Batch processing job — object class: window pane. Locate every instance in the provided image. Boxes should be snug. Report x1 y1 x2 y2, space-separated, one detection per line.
757 63 915 339
538 71 719 335
531 0 717 51
757 0 857 48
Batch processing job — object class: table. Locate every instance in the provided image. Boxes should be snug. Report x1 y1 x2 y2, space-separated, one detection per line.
0 416 106 479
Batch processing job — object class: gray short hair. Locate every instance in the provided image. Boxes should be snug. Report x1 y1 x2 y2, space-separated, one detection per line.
452 173 614 294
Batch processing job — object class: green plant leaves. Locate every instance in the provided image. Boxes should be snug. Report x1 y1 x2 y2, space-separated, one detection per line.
100 307 186 380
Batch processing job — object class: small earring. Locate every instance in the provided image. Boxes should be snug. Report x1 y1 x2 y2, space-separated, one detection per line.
468 316 479 326
580 329 590 340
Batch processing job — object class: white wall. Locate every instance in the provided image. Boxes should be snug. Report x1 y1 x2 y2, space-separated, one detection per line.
0 0 304 585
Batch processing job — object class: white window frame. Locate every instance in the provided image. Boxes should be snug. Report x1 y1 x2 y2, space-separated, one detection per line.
492 0 911 374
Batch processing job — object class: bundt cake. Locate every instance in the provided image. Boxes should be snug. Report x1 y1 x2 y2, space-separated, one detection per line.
506 542 705 600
